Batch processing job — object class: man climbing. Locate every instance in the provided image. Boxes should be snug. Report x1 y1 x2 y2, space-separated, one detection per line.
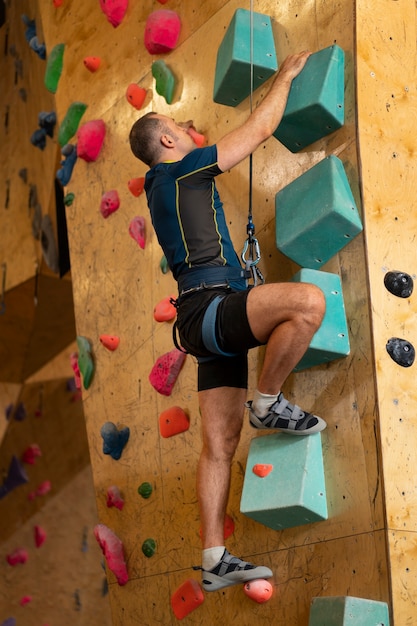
129 50 326 592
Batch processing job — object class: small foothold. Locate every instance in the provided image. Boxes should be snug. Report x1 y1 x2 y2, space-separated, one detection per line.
6 548 28 566
58 102 88 146
36 480 52 496
252 463 273 478
83 56 101 72
144 10 181 54
188 127 205 147
14 402 27 421
100 190 120 218
129 216 146 248
1 618 17 626
100 422 130 460
171 579 204 620
44 43 65 93
56 143 77 187
38 110 57 137
77 119 106 162
99 334 120 350
20 596 32 606
154 295 177 322
152 60 176 104
128 177 145 197
386 337 415 367
30 127 47 150
106 485 125 510
34 525 47 548
126 84 147 110
70 351 81 390
384 271 414 298
99 0 128 27
64 192 75 206
149 349 186 396
243 579 273 603
138 481 153 499
159 406 189 437
94 524 128 585
76 336 95 389
22 444 42 465
141 538 156 558
160 255 169 274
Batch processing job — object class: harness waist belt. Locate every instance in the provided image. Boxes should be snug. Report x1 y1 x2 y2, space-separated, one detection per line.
178 266 250 294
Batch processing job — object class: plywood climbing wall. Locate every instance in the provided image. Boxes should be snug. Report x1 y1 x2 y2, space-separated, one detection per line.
5 0 415 623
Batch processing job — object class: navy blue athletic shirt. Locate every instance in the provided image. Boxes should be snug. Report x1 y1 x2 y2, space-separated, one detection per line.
144 145 244 281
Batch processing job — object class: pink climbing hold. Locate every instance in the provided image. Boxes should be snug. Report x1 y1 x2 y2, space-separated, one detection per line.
252 463 274 478
36 480 52 496
70 352 81 390
243 579 273 603
83 56 101 72
34 525 47 548
94 523 128 585
99 0 128 27
6 548 28 566
99 334 120 350
153 295 177 322
106 485 125 510
22 443 42 465
100 190 120 218
126 84 147 110
149 348 186 396
20 595 32 606
129 216 146 249
127 177 145 197
77 119 106 162
157 0 169 3
144 10 181 55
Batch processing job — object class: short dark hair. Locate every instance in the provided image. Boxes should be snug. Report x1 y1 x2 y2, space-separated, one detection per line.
129 112 164 167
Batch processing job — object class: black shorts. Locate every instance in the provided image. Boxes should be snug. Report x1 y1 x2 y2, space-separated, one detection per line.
175 287 262 391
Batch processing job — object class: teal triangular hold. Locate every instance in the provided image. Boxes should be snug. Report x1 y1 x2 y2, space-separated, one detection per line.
308 596 390 626
274 45 345 152
276 155 363 269
213 8 277 107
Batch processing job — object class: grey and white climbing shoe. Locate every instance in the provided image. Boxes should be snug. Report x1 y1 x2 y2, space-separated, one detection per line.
246 392 326 435
201 549 273 592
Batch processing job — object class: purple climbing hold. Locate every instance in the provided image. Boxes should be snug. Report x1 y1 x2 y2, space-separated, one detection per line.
0 456 29 499
14 402 27 421
100 422 130 460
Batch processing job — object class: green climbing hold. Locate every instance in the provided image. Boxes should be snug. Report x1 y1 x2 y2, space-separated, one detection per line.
152 60 175 104
141 538 156 558
138 481 153 499
76 335 94 390
160 255 169 274
58 102 88 146
64 192 75 206
44 43 65 93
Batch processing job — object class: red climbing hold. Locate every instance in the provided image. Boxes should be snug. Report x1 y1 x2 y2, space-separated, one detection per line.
128 177 145 197
126 84 147 110
83 56 101 72
171 579 204 620
99 0 128 27
252 463 273 478
144 10 181 55
188 127 205 147
22 443 42 465
157 0 169 3
129 216 146 249
100 334 120 351
153 295 176 322
77 119 106 162
6 548 28 566
159 406 189 438
20 595 32 606
149 348 186 396
94 524 128 585
106 485 125 510
100 190 120 218
34 525 47 548
243 579 273 603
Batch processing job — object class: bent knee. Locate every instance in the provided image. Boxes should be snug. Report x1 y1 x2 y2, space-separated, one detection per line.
304 284 326 327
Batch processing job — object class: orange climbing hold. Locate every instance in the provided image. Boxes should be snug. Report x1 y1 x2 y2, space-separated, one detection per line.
243 579 273 603
188 127 205 147
126 84 147 110
171 578 204 620
83 56 101 72
159 406 189 438
154 295 176 322
99 335 120 351
252 463 273 478
128 177 145 197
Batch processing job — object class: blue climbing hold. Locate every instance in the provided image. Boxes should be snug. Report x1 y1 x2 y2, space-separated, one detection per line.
100 422 130 460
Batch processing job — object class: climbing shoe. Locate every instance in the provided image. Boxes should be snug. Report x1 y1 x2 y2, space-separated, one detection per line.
201 549 272 592
246 392 326 435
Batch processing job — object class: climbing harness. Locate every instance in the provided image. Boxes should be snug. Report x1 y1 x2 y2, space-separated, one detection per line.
241 0 265 287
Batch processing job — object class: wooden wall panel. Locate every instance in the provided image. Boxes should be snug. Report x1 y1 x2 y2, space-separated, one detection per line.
12 0 405 622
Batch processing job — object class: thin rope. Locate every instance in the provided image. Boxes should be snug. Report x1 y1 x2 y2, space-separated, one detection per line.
248 0 254 232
